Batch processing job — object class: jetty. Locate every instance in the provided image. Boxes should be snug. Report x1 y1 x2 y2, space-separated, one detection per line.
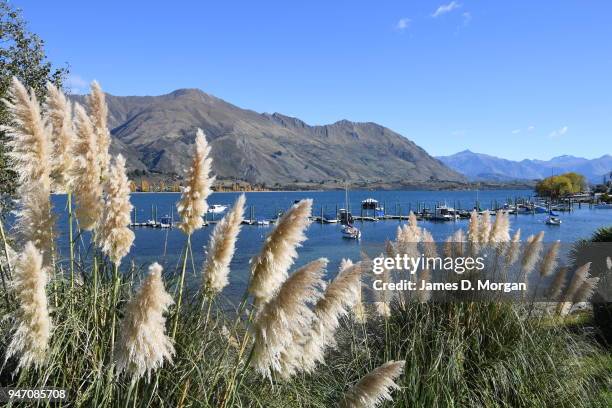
128 193 601 230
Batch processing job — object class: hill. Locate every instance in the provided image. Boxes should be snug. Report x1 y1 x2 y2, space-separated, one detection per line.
71 89 465 188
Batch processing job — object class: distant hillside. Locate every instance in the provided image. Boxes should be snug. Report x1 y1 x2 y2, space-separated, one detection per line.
437 150 612 183
70 89 465 188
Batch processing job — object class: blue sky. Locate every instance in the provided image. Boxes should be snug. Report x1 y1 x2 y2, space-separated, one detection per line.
13 0 612 160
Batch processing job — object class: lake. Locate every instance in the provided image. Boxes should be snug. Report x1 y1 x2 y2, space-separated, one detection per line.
44 189 611 299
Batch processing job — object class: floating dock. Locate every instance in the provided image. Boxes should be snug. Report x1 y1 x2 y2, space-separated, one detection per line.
130 195 592 229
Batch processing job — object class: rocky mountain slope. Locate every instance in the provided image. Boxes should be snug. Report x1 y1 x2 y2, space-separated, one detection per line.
71 89 464 187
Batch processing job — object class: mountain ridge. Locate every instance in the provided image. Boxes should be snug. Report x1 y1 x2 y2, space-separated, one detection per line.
437 150 612 183
70 88 466 187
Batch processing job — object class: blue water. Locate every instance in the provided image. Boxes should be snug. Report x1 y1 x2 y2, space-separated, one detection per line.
43 190 612 299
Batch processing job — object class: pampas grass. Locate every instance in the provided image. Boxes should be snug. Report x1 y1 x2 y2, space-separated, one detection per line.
248 199 312 305
547 266 568 300
504 228 521 268
305 262 363 368
3 77 55 260
557 262 592 315
98 155 134 266
395 223 420 259
468 210 480 255
407 211 421 240
563 262 592 302
373 252 392 318
574 277 600 303
176 129 214 236
88 80 111 177
479 210 492 244
521 231 544 280
341 360 405 408
251 258 326 379
489 211 510 243
71 103 103 231
45 82 74 190
342 258 367 323
5 242 51 371
116 262 175 381
539 240 560 278
3 77 51 184
202 194 245 294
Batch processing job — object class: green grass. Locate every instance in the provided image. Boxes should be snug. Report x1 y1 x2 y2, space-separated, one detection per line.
0 261 610 407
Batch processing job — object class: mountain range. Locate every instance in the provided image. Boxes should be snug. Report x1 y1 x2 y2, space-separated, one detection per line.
70 89 465 188
437 150 612 183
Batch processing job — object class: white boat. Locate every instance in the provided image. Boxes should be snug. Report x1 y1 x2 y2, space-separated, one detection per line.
256 218 270 226
342 185 361 239
322 218 339 223
342 225 361 240
432 204 459 221
545 216 562 225
159 216 173 228
207 204 227 214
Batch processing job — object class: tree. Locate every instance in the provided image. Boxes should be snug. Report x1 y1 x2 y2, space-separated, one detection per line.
564 172 586 193
535 172 587 198
0 1 67 211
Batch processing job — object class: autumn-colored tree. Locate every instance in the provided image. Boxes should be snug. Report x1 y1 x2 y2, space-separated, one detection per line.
535 172 586 198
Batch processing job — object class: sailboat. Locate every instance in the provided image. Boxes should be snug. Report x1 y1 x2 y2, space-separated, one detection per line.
341 184 361 240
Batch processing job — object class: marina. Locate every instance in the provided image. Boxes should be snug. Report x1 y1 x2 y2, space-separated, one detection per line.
42 189 611 295
127 193 608 228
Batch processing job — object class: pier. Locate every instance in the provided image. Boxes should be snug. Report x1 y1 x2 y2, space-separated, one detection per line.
127 193 595 229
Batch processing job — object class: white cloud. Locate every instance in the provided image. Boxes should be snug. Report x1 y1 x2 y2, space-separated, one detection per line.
527 125 535 132
65 74 89 95
395 18 411 31
432 1 461 18
462 12 472 25
451 129 466 136
548 126 568 138
511 129 521 134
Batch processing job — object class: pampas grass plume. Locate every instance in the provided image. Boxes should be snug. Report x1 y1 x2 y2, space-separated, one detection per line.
45 82 74 189
342 259 366 323
341 360 405 408
3 78 56 259
468 210 480 255
248 199 312 304
557 262 591 315
504 228 521 268
407 211 421 239
6 242 52 371
3 77 51 184
521 231 544 278
71 103 103 230
489 211 510 244
298 261 363 374
116 262 175 381
479 210 491 244
563 262 592 301
547 266 568 300
202 194 245 293
574 277 600 303
252 258 326 379
98 155 135 265
176 129 214 235
88 80 111 176
539 240 560 278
